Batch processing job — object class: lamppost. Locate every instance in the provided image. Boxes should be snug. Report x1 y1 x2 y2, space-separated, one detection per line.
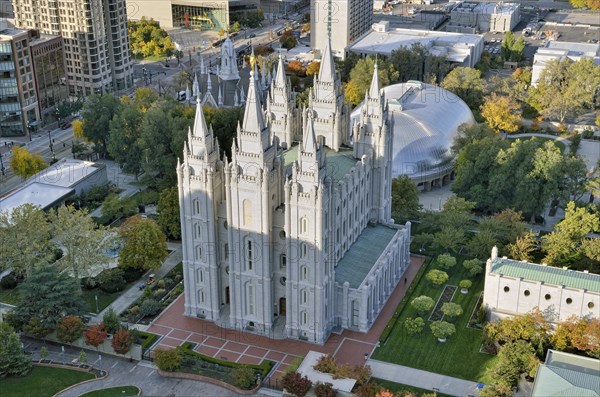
95 295 99 313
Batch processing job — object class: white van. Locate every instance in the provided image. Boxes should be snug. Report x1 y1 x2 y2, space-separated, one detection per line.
177 91 186 101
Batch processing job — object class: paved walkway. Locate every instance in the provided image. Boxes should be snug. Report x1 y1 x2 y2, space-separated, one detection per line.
504 132 571 154
23 339 265 397
368 359 482 397
147 257 427 383
91 242 183 322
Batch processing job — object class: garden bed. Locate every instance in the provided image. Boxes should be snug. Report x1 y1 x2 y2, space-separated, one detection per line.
428 285 457 322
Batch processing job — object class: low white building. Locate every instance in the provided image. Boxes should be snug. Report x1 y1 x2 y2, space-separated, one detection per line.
532 41 600 86
0 158 107 213
348 23 485 68
483 247 600 323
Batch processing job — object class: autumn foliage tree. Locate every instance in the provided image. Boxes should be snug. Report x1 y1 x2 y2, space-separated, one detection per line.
306 61 320 76
481 94 522 133
9 146 48 179
287 60 306 76
281 371 312 397
85 323 108 349
553 316 600 358
111 328 133 355
56 315 85 343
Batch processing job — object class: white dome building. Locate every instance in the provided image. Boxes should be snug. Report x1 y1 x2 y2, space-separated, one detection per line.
351 81 475 191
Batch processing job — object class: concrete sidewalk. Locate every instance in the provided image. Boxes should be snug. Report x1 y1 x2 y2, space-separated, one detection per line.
367 359 483 397
91 242 183 322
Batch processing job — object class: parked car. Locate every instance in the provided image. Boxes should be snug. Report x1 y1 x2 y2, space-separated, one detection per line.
60 122 71 130
146 274 156 285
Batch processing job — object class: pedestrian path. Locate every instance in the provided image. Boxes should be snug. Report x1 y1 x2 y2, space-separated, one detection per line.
91 242 182 322
367 359 482 397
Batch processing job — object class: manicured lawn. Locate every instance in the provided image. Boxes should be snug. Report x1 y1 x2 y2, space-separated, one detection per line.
373 378 453 397
0 366 96 397
81 288 123 314
372 258 497 383
80 386 140 397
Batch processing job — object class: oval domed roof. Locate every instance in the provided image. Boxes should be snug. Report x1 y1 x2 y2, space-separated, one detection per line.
351 81 475 183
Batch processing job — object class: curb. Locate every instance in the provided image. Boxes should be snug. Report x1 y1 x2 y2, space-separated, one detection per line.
157 368 261 395
37 363 109 397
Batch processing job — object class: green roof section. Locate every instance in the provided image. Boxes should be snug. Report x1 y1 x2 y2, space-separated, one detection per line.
491 258 600 293
335 224 398 289
281 145 358 183
532 350 600 397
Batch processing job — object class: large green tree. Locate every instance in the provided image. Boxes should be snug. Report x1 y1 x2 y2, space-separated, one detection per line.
344 56 398 105
0 204 53 276
81 94 121 157
52 205 116 281
107 103 144 176
119 215 168 271
542 202 600 266
391 175 422 223
9 263 85 332
0 323 32 378
389 43 451 84
441 67 485 110
157 186 181 239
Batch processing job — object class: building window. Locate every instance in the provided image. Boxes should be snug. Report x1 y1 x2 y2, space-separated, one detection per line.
588 302 595 309
302 289 307 304
524 290 530 297
223 220 228 229
279 230 286 239
224 243 229 260
195 223 201 239
246 283 255 315
301 266 308 281
198 290 205 303
301 311 307 325
280 276 286 286
566 298 572 305
545 294 551 300
301 243 307 258
194 199 200 215
503 286 510 293
246 239 254 271
280 254 287 268
196 245 202 261
300 217 308 235
198 269 204 283
243 199 252 226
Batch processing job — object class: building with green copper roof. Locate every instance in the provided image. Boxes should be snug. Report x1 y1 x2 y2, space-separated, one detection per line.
531 350 600 397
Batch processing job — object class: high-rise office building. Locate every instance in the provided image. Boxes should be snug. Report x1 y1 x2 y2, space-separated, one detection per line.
311 0 374 59
11 0 132 96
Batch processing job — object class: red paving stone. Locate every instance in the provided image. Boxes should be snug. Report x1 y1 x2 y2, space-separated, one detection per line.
217 349 241 362
197 345 219 356
282 355 301 365
265 351 285 361
223 341 247 353
149 256 426 370
187 333 207 344
246 346 268 358
160 337 183 347
276 363 290 372
237 355 263 365
167 329 191 340
203 337 226 348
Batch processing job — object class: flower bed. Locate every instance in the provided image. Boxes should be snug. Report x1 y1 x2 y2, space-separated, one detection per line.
428 285 457 322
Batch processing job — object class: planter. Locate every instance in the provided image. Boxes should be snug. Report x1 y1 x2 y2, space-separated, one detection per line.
437 338 447 343
461 288 469 294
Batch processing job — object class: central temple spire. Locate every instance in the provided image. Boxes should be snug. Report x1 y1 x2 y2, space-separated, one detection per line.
318 40 335 84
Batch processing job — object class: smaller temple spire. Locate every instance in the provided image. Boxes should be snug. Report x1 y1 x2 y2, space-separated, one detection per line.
193 97 209 138
275 54 286 88
200 54 206 75
218 85 223 107
303 112 317 154
369 62 380 99
318 40 336 84
192 73 199 99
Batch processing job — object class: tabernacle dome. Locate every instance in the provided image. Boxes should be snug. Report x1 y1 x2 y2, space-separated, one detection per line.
351 81 475 191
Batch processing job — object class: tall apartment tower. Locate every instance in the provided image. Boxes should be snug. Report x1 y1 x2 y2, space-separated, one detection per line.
11 0 132 95
311 0 373 59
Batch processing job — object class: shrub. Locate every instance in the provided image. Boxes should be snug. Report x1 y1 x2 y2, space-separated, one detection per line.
460 279 473 290
430 321 456 340
79 350 87 363
441 302 463 320
140 299 161 317
0 272 22 289
426 270 448 286
85 323 108 348
56 315 84 343
410 296 435 315
153 288 166 299
463 258 483 276
102 307 121 334
129 305 140 316
111 328 133 354
123 267 144 283
143 287 152 298
81 276 97 290
154 348 183 371
404 317 425 335
281 371 312 397
313 353 336 374
97 268 126 293
315 382 337 397
436 253 457 270
157 279 165 289
229 365 257 390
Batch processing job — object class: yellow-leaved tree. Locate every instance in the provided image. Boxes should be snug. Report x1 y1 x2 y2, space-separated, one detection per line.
480 93 522 134
9 146 47 179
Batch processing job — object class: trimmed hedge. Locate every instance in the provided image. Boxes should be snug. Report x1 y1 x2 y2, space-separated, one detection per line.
379 257 433 344
136 331 159 350
179 342 274 377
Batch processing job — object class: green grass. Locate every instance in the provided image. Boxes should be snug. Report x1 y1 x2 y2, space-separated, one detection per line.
373 378 454 397
81 289 123 314
372 258 497 383
0 366 96 397
0 287 21 305
80 386 140 397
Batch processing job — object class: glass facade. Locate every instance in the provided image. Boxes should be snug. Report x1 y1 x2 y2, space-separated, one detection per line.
172 5 228 30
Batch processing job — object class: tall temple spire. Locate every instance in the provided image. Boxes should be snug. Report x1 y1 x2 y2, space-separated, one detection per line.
193 97 209 138
369 62 380 99
242 68 266 136
303 112 317 154
318 40 336 84
275 54 286 88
